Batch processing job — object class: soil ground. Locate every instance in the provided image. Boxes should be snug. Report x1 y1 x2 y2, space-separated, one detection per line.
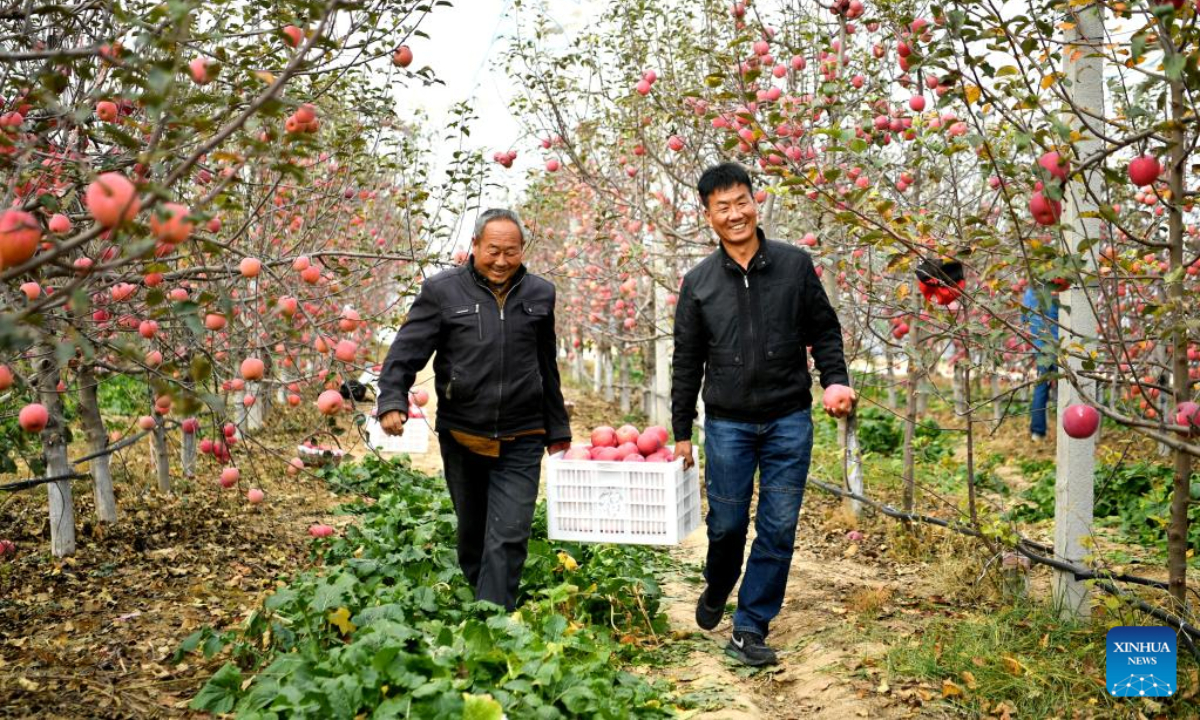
0 374 1178 719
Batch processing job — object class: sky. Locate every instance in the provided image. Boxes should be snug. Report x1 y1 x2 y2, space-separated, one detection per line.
392 0 601 249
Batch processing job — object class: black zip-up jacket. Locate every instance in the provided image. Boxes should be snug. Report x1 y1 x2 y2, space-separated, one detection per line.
671 230 850 442
376 259 572 446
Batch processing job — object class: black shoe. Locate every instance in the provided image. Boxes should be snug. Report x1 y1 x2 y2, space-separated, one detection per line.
695 587 726 630
725 630 778 666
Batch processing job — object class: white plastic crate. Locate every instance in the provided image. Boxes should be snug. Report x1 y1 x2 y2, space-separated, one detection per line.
546 448 701 545
365 413 430 454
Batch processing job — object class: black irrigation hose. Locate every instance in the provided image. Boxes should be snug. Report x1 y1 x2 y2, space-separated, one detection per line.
0 428 155 492
0 471 90 492
810 475 1200 641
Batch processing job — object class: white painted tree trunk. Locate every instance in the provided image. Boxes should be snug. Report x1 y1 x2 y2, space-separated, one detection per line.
840 414 864 516
592 344 602 393
38 347 75 557
152 410 172 494
1054 5 1103 620
182 430 196 478
77 366 118 523
602 346 614 402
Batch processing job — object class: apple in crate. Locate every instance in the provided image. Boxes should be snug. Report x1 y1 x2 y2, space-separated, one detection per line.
624 453 645 462
614 442 639 460
592 446 622 461
591 425 617 447
563 446 591 460
615 424 640 445
636 431 662 455
644 425 669 444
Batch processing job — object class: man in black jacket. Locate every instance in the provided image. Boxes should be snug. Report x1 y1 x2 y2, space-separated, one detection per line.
377 208 572 610
672 163 856 666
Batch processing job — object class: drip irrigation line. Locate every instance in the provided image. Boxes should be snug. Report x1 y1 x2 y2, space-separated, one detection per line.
1 427 156 492
809 476 1195 624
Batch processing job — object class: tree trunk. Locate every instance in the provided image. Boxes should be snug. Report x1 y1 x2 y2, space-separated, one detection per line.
38 344 76 557
182 429 197 478
77 366 118 523
991 371 1003 427
885 343 898 410
602 345 614 403
618 347 631 414
902 317 922 515
152 410 171 494
1167 77 1192 610
964 365 977 527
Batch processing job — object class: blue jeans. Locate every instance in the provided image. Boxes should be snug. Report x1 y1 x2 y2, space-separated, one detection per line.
703 408 813 638
1031 364 1055 437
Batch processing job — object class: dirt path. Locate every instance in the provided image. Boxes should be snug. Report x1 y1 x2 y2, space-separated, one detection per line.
655 488 942 720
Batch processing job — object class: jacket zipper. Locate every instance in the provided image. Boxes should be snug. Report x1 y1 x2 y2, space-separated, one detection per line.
740 263 758 407
470 271 528 438
475 303 481 340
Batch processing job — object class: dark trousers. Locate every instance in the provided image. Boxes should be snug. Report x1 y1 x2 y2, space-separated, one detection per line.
439 431 543 610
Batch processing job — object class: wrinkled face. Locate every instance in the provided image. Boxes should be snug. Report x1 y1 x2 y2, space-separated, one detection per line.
472 219 524 286
703 184 758 247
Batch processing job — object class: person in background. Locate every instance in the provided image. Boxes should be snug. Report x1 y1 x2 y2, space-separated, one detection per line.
376 208 572 610
1022 284 1060 441
671 162 856 666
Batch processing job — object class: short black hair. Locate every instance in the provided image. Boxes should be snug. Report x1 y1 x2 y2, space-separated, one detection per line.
698 162 754 208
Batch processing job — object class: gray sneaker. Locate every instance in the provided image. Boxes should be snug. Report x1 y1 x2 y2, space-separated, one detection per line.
725 630 778 666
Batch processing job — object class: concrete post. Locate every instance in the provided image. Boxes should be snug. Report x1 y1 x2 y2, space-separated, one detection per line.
1054 2 1103 620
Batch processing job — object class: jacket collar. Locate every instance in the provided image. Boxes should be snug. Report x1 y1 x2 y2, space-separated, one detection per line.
465 255 528 293
718 226 770 272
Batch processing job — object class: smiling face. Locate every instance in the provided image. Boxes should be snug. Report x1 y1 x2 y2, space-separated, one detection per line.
702 184 758 248
472 218 524 286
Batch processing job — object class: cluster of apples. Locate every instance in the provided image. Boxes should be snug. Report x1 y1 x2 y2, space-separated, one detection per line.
560 424 675 463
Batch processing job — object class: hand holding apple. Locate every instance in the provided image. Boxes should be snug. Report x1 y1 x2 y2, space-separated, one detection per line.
822 384 857 418
380 410 407 436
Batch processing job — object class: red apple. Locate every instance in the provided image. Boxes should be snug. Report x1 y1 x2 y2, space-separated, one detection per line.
1029 191 1061 225
241 357 265 381
1037 150 1069 183
636 432 662 456
239 257 262 278
317 390 343 415
19 403 48 432
247 488 265 503
1175 401 1200 434
0 209 41 269
84 173 140 228
615 424 640 445
1062 404 1100 439
1128 155 1161 187
591 425 617 447
282 25 304 47
392 45 413 68
149 203 193 245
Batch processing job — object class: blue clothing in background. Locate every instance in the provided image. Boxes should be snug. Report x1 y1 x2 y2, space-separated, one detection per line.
1022 287 1059 437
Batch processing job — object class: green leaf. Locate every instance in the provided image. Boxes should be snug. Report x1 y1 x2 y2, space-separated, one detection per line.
462 693 504 720
189 662 242 714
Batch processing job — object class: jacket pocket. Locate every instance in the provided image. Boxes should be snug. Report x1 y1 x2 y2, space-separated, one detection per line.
443 303 482 340
703 349 743 409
